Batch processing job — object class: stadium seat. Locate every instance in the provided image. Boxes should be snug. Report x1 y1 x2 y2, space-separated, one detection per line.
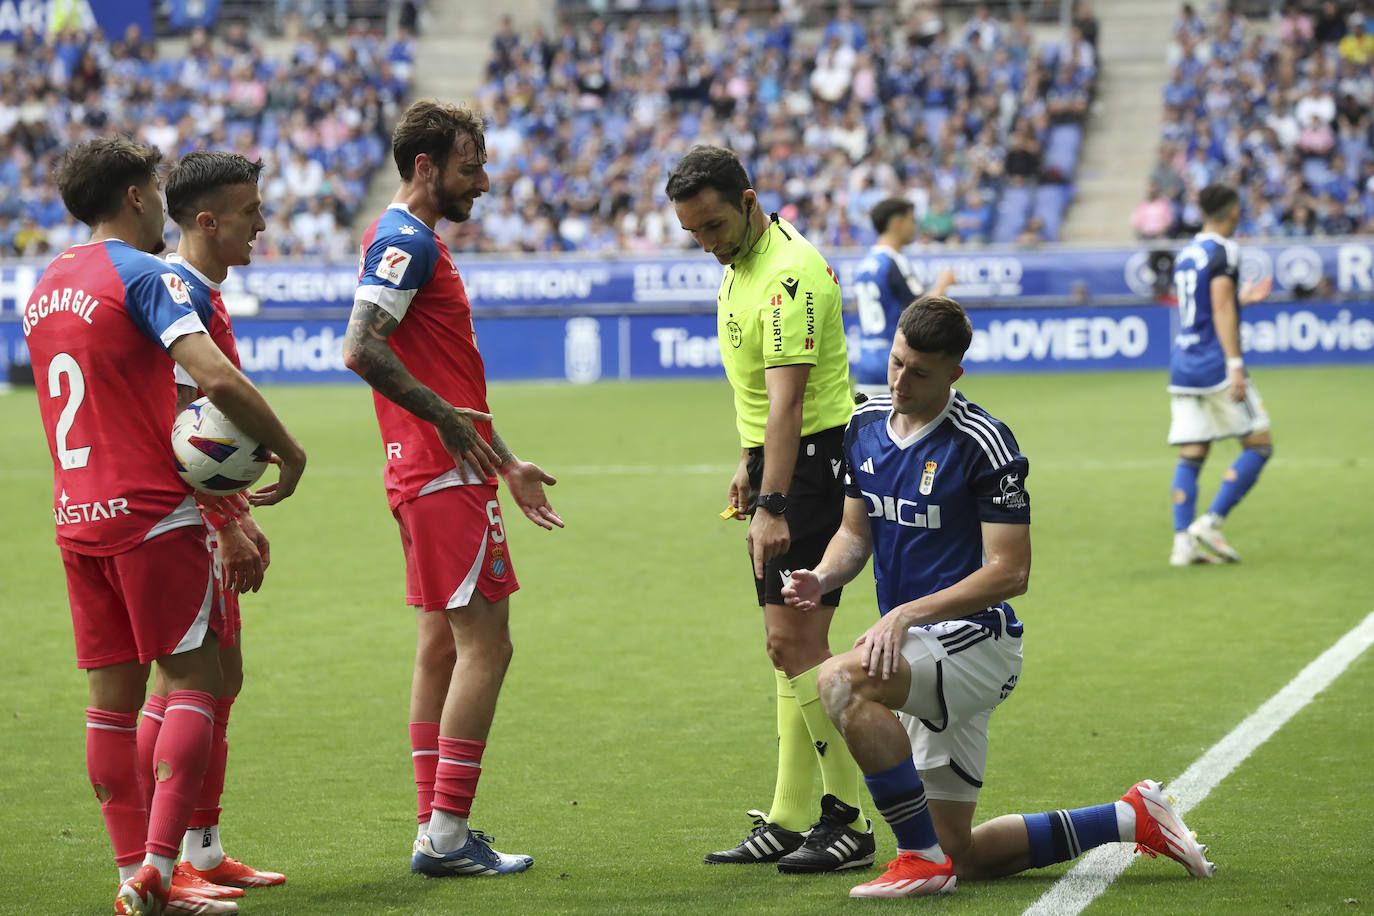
991 184 1035 244
1032 183 1072 241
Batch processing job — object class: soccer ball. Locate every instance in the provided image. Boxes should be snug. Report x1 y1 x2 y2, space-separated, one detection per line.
171 396 271 496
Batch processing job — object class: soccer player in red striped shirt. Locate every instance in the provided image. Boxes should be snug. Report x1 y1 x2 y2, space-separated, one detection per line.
26 137 305 915
344 99 563 878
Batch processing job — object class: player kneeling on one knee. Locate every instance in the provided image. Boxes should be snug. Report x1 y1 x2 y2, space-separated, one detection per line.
785 296 1215 899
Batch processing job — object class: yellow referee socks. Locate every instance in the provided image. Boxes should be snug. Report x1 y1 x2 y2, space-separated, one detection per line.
766 667 818 831
791 663 866 828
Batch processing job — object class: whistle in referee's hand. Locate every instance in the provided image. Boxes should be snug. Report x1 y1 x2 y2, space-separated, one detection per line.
719 505 740 520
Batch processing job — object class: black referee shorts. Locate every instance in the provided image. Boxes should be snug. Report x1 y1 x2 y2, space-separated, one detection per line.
745 425 847 607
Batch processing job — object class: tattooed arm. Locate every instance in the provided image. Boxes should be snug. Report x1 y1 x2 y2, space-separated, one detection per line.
342 298 498 479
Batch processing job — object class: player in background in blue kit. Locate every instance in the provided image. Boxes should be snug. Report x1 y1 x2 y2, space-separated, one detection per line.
783 297 1214 899
1167 183 1273 566
851 198 954 400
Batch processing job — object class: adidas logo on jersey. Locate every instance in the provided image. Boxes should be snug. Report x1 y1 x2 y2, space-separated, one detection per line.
859 457 875 475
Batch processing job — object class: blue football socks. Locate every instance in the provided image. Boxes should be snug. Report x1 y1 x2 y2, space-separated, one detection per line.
864 758 942 855
1171 456 1204 532
1209 446 1271 518
1023 803 1125 868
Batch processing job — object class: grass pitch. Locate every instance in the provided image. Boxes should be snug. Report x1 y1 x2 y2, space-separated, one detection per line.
1 367 1372 915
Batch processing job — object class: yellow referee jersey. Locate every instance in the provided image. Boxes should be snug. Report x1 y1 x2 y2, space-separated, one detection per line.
717 216 853 448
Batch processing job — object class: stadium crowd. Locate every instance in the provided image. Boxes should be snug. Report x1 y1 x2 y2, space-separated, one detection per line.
0 19 414 260
458 1 1098 255
1136 0 1374 241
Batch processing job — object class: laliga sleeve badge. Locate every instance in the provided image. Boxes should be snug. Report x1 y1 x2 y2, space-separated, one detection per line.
488 544 509 579
919 461 937 495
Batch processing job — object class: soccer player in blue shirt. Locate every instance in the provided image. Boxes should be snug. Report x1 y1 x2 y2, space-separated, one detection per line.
1167 183 1273 566
852 198 954 400
783 297 1214 898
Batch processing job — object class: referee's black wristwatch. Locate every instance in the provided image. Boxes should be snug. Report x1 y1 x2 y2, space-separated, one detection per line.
756 492 788 515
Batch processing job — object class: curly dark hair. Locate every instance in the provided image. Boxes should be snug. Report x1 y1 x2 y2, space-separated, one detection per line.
392 99 486 181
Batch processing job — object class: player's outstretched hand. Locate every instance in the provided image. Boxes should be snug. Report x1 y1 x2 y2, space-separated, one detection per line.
856 612 910 680
217 521 265 594
438 407 498 481
1240 275 1272 306
782 568 823 610
248 444 306 506
500 460 565 530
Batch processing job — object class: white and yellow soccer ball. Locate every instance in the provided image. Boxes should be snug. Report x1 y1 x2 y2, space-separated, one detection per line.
171 396 271 496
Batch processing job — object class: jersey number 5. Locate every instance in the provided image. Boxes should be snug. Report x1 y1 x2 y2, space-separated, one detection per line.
47 352 92 470
854 280 886 335
485 499 506 544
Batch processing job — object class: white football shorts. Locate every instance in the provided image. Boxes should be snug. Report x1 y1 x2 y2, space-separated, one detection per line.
1168 380 1270 445
898 616 1023 803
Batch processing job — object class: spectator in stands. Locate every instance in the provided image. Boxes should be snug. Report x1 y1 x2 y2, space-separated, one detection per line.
1174 4 1206 44
918 194 954 242
1314 1 1348 45
1004 118 1041 181
1285 200 1316 236
1266 93 1301 151
953 189 992 243
1151 143 1186 200
1295 83 1337 131
1313 191 1356 234
1298 113 1336 156
1339 12 1374 63
822 1 868 51
1073 1 1100 51
445 4 1086 254
1132 180 1177 239
1015 214 1046 247
1278 2 1315 50
810 34 855 105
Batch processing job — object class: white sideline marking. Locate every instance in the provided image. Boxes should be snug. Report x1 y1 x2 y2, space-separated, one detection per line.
1023 609 1374 916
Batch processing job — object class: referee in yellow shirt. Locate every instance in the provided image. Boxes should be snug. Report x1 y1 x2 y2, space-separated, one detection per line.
667 145 872 874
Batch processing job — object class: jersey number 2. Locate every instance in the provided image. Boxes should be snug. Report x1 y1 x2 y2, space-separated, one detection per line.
48 352 91 470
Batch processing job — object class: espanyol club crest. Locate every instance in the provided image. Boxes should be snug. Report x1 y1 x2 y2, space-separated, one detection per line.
919 461 937 495
489 544 508 580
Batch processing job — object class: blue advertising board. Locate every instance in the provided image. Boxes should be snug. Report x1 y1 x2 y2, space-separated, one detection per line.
0 0 152 41
201 239 1374 310
2 301 1370 387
